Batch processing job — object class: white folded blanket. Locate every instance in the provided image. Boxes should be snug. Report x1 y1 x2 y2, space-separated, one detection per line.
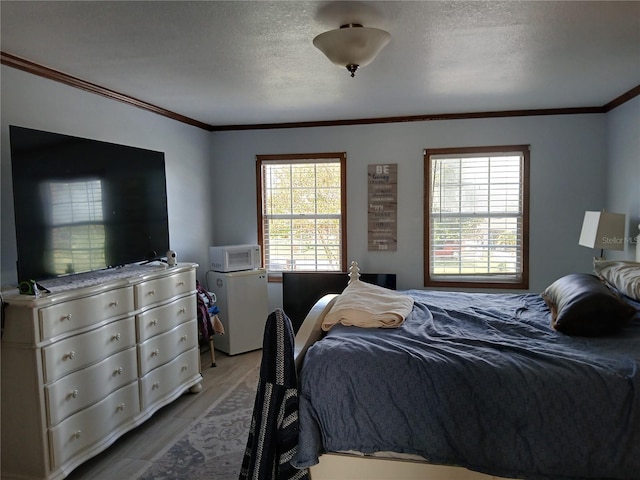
322 279 414 331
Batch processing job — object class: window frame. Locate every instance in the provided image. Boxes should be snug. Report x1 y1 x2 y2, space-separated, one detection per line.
256 152 347 281
423 145 530 289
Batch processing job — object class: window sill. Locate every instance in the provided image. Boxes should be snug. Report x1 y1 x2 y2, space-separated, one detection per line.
425 278 528 290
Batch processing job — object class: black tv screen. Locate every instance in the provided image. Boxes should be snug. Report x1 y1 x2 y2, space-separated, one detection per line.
282 272 396 332
10 125 169 282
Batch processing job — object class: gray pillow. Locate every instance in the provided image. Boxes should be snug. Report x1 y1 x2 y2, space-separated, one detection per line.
593 260 640 301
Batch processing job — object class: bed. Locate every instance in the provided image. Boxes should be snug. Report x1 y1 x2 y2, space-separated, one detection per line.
290 257 640 480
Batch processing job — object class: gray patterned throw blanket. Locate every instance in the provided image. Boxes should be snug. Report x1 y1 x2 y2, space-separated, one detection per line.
293 290 640 480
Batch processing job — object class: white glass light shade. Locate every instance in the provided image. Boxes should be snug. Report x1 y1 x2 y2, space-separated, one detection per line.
578 210 626 251
313 24 391 75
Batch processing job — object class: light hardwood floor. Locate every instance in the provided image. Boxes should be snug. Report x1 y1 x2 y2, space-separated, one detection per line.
65 347 262 480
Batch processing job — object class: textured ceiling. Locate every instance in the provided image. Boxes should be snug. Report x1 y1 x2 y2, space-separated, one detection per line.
1 1 639 128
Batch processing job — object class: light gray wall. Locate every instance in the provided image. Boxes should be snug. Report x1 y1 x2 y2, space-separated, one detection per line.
210 113 609 311
605 95 640 260
1 66 214 287
3 63 634 313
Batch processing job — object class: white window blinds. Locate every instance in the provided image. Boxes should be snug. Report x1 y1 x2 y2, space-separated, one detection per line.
426 147 528 286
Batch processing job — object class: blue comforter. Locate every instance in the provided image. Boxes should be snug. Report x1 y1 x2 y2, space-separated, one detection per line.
294 290 640 480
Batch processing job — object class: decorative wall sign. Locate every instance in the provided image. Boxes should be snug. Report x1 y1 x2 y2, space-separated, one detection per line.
368 164 397 251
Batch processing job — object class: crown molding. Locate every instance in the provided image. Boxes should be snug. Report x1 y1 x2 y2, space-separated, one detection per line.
3 51 638 132
1 52 212 131
603 84 640 112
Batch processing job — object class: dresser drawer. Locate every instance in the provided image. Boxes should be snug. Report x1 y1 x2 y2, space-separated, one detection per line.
136 295 196 342
138 319 198 376
48 382 140 469
135 270 196 309
45 347 138 426
39 287 134 341
42 317 136 383
139 346 200 411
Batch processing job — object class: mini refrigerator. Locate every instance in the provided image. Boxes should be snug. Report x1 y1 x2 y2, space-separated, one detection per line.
209 268 268 355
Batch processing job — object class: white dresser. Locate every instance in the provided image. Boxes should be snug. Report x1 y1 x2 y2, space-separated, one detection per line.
0 263 203 480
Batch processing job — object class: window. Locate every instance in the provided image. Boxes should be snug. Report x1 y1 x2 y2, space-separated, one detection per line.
424 145 529 288
257 153 346 278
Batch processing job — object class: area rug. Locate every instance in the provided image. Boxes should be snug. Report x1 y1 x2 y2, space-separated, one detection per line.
137 364 260 480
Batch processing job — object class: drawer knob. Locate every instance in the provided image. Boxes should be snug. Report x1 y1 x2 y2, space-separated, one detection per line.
112 333 121 341
147 289 156 296
73 430 82 439
62 313 72 321
117 403 126 412
152 381 160 389
178 307 186 314
109 300 119 307
115 367 124 375
70 389 79 399
151 349 160 357
177 281 185 286
150 319 158 327
181 364 188 371
180 334 188 342
64 351 76 360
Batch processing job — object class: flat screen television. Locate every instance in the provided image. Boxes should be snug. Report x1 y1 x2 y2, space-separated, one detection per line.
282 271 397 332
9 125 170 282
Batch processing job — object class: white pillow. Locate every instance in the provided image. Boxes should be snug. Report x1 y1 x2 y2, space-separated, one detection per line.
593 260 640 301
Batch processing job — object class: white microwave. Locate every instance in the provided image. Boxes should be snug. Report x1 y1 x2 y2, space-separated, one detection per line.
209 244 261 272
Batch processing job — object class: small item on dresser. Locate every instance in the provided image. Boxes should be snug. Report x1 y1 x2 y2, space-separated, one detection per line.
166 249 177 266
18 279 50 296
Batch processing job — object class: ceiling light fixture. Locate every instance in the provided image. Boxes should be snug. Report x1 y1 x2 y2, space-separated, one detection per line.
313 23 391 77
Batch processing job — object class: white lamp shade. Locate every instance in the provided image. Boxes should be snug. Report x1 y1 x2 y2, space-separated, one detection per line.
578 211 626 251
313 25 391 68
